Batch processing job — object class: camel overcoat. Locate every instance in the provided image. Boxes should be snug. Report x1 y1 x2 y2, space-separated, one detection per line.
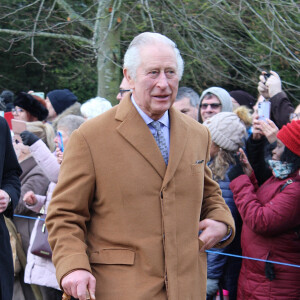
46 95 235 300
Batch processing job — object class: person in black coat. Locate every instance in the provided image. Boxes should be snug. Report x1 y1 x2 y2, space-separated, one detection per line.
0 116 22 300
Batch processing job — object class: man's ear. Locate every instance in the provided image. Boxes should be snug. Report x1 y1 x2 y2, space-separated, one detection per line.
123 69 135 89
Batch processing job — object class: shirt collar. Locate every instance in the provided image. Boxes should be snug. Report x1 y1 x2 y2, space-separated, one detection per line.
131 95 169 128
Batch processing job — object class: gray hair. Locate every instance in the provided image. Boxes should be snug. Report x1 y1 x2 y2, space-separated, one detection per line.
57 115 85 137
176 87 200 108
123 32 184 80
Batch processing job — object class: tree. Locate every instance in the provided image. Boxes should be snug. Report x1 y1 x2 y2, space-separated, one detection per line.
0 0 299 105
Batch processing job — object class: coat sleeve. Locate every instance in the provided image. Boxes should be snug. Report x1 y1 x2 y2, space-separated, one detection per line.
0 118 22 218
269 92 294 129
14 165 50 215
230 174 300 235
30 139 60 183
46 129 96 284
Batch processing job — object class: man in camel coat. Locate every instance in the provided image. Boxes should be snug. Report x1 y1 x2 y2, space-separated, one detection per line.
46 32 235 300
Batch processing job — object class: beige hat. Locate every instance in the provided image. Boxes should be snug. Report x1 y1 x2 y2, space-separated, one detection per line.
204 112 247 151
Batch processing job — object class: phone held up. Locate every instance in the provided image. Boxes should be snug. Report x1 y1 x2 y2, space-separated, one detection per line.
258 100 271 122
56 131 64 152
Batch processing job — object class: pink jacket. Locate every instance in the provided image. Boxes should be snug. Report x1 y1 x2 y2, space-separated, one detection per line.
24 140 60 290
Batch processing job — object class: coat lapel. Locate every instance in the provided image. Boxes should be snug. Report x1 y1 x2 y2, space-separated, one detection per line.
115 95 166 178
163 107 189 187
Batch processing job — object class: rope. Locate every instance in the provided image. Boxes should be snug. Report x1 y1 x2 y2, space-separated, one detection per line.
13 214 300 269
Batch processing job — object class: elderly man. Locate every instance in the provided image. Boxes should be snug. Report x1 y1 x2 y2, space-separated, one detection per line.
46 32 235 300
116 76 131 102
0 117 22 300
173 86 200 120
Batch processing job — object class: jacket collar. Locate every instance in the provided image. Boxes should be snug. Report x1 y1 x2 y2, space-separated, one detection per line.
115 94 189 183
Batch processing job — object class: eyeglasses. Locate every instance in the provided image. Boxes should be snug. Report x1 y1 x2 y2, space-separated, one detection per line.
119 89 131 97
289 112 300 121
12 108 24 115
200 103 222 110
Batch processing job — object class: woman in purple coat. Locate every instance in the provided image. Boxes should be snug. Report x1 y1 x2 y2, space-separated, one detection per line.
228 120 300 299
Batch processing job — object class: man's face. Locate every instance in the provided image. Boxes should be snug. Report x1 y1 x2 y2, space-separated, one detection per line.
200 95 222 122
173 97 198 120
116 77 131 102
45 97 57 121
125 43 179 120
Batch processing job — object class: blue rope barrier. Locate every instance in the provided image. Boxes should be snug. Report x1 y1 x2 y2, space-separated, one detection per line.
13 214 300 269
14 214 45 221
205 250 300 269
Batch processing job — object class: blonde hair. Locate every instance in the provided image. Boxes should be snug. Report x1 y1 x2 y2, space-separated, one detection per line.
209 147 236 181
26 121 55 152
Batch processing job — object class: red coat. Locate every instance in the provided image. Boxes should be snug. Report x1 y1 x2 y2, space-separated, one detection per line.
230 171 300 299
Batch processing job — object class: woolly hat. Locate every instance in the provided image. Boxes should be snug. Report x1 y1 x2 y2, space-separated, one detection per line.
0 90 14 104
47 89 77 115
204 112 247 151
229 90 256 109
14 92 48 121
199 87 233 112
80 97 112 120
277 120 300 156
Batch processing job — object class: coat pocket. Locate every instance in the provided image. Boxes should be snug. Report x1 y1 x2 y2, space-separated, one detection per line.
191 162 204 174
89 248 135 265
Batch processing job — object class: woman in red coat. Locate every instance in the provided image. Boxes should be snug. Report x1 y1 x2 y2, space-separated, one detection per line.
228 120 300 299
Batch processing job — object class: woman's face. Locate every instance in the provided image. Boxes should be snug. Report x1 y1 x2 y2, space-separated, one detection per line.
272 139 285 161
12 106 30 121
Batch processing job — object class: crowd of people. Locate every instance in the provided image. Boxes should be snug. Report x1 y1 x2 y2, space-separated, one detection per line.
0 32 299 300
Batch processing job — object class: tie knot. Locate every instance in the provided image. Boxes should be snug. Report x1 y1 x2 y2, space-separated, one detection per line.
151 121 161 131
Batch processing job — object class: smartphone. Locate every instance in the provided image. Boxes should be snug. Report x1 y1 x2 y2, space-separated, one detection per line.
57 131 64 152
258 101 271 122
11 119 27 135
31 92 45 99
264 72 271 81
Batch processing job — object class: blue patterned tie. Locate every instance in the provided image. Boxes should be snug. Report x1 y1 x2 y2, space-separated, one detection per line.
151 121 168 165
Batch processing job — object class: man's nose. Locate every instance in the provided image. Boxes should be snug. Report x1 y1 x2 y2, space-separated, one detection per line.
156 72 168 88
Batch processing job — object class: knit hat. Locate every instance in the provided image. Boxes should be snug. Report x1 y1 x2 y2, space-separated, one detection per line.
47 89 77 115
80 97 112 120
277 120 300 156
203 112 247 151
14 92 48 121
199 87 233 112
229 90 256 109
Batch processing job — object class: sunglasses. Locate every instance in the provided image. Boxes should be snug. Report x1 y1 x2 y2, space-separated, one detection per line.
119 89 131 97
200 103 222 110
289 112 300 121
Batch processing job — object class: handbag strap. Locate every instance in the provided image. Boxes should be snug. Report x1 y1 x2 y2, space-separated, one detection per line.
280 179 294 192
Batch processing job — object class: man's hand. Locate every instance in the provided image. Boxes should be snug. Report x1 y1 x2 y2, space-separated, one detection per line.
198 219 228 252
0 189 10 213
23 191 37 206
61 270 96 300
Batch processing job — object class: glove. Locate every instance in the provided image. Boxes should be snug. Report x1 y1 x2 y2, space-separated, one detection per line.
206 278 219 296
20 130 39 146
228 154 244 181
266 71 282 98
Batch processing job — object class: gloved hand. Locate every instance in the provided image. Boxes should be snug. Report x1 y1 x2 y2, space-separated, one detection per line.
206 278 219 296
20 130 39 146
228 154 244 181
258 70 282 99
266 71 282 98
